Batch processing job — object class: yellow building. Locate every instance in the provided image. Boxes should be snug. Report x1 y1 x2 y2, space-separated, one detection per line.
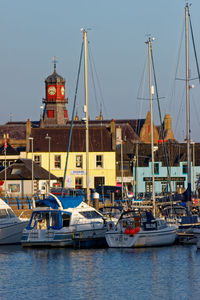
26 126 116 189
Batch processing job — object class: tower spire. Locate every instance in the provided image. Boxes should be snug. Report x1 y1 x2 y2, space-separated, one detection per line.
52 56 57 72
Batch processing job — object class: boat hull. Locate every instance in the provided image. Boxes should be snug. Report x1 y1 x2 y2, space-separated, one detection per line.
21 229 74 247
21 227 107 248
73 228 107 248
105 227 177 248
0 221 29 245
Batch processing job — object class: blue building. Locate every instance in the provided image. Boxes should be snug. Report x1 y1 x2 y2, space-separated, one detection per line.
117 141 200 196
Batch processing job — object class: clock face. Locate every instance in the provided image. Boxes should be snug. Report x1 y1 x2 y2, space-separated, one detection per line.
61 86 65 96
48 86 56 95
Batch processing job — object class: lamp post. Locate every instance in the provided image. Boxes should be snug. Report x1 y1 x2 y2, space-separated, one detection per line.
29 137 34 196
45 134 51 193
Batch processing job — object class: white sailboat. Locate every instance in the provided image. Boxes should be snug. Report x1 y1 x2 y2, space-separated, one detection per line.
21 29 108 248
105 37 178 248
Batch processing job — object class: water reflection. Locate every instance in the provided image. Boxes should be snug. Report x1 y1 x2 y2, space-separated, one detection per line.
0 245 200 300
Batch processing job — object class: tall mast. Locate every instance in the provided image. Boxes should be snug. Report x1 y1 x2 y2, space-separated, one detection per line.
82 29 90 204
185 3 191 205
146 37 156 217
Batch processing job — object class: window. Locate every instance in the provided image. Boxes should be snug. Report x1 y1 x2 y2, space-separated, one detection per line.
80 211 102 219
54 155 61 169
75 177 83 189
34 155 41 166
162 183 168 194
182 164 188 174
94 177 105 188
62 213 70 227
145 182 152 193
11 168 21 175
176 182 185 190
8 184 20 193
96 155 103 168
76 155 83 168
7 209 16 218
51 212 60 228
48 110 54 118
0 209 9 219
154 163 159 175
120 164 128 171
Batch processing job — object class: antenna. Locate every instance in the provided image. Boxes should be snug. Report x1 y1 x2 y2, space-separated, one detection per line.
9 113 13 122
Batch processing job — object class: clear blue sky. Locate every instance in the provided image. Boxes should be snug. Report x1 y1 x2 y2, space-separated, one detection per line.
1 0 200 142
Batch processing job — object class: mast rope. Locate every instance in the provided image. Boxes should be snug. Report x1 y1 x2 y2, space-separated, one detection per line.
137 56 148 136
150 48 173 197
88 43 99 113
189 13 200 84
88 42 109 118
62 41 84 192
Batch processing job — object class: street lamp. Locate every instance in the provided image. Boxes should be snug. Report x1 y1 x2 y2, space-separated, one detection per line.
29 137 34 196
45 134 51 193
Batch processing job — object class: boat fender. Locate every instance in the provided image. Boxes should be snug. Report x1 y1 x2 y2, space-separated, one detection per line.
125 227 140 235
130 228 136 235
135 227 140 233
125 227 130 235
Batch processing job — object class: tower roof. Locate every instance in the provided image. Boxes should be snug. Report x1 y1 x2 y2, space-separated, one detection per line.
45 58 65 84
45 69 65 84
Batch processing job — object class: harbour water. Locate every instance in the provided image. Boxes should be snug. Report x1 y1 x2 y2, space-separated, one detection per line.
0 245 200 300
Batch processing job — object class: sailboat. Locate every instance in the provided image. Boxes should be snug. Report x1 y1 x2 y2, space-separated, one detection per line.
21 29 108 248
105 38 178 248
177 3 200 245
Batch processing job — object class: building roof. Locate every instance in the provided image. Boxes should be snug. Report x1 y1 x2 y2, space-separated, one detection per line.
116 141 200 167
30 126 114 152
67 118 145 137
0 158 57 180
0 143 19 155
45 69 65 84
0 123 26 140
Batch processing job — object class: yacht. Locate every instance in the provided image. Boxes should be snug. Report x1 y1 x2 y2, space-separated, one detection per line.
21 193 107 247
0 198 29 244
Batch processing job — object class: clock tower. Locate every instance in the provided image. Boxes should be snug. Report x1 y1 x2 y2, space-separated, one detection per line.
42 57 68 127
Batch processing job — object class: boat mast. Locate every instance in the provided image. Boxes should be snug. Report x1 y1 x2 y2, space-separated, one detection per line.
146 37 156 217
185 3 191 205
82 29 90 204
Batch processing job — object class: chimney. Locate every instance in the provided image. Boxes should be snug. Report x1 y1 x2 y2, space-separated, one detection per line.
164 114 172 130
26 119 32 152
110 119 116 150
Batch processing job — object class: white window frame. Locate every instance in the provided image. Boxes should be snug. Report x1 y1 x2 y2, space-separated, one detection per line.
76 155 83 168
96 155 103 168
54 155 61 169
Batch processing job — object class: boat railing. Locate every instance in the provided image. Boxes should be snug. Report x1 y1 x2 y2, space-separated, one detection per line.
3 196 33 210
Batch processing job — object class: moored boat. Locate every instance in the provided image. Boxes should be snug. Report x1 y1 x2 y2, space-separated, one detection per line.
21 193 107 247
105 210 178 248
0 198 29 244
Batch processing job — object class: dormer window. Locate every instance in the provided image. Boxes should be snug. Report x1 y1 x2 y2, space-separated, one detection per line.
11 168 21 175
